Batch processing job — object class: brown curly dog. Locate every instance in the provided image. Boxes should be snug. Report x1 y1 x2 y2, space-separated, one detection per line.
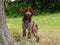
22 6 39 43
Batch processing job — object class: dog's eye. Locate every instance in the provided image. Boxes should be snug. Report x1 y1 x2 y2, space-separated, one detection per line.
26 12 32 15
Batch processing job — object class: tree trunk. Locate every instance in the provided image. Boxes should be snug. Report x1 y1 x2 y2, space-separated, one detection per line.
0 0 17 45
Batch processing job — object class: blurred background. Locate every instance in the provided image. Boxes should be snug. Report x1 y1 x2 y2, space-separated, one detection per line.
5 0 60 45
5 0 60 17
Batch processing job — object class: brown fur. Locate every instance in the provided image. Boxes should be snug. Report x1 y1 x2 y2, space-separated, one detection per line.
22 6 39 43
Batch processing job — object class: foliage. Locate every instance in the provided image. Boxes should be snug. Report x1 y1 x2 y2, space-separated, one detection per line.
5 0 60 17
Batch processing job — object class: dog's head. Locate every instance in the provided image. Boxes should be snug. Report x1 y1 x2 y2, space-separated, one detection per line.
22 6 35 18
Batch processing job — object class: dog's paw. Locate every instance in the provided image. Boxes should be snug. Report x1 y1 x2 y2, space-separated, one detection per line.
35 42 39 45
26 39 31 43
26 39 33 44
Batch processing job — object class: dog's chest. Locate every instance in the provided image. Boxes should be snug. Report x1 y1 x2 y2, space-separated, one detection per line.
23 20 32 29
25 20 30 26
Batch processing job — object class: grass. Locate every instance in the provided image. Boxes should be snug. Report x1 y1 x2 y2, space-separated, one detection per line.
7 13 60 45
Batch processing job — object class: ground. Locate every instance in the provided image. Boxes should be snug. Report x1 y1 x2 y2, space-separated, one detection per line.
7 13 60 45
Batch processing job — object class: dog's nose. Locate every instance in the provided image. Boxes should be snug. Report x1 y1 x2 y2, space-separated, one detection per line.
27 14 29 16
26 14 30 16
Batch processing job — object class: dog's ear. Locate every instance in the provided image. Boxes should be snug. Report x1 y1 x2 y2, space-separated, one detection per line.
31 9 35 14
22 8 27 14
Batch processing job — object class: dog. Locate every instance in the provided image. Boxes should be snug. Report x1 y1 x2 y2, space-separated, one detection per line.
22 6 39 44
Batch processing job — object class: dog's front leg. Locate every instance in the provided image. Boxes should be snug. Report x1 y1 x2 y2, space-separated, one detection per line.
28 30 31 39
26 30 31 44
23 29 26 37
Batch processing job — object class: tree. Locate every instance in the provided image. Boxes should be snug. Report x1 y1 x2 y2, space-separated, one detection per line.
0 0 17 45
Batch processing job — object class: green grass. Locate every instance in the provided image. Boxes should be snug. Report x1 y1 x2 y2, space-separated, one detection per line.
7 13 60 45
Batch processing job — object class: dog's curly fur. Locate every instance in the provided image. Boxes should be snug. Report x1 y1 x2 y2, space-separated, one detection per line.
22 6 39 43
